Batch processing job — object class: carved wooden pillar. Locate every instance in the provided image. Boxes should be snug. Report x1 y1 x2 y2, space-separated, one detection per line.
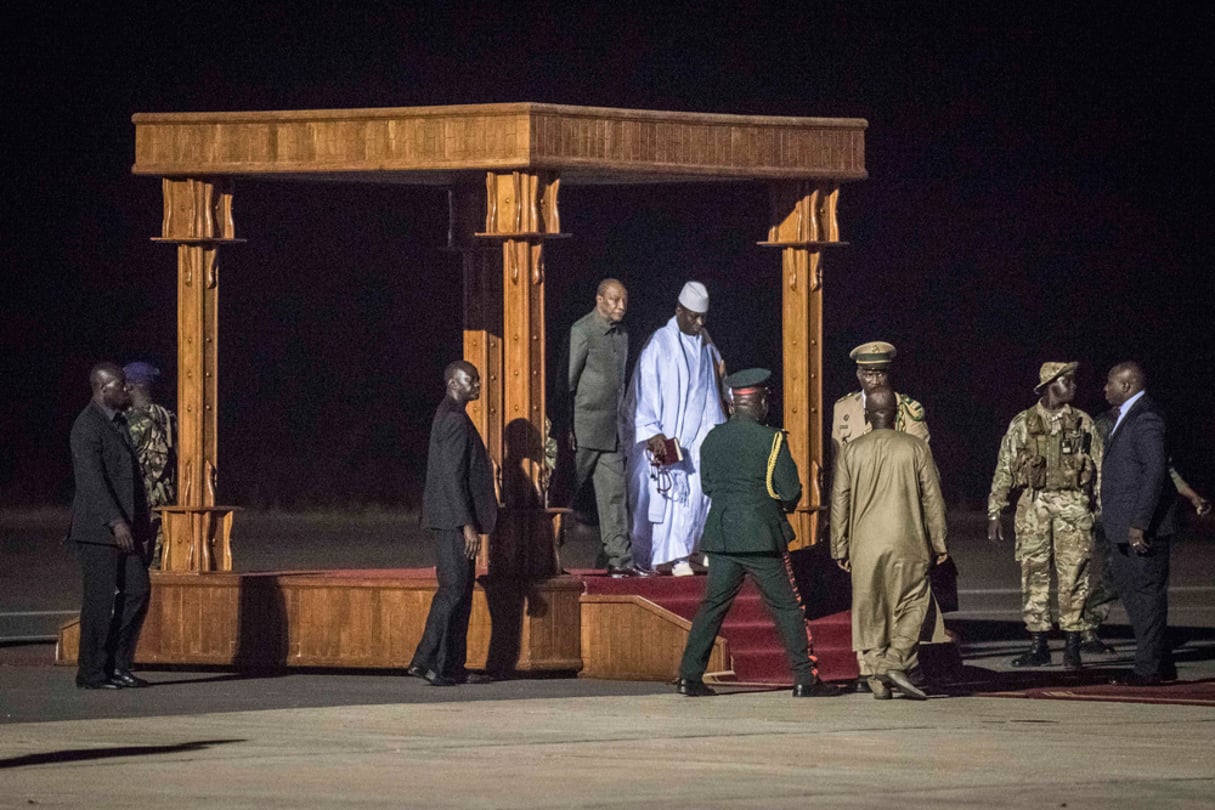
154 177 241 572
760 182 843 550
449 184 504 569
474 171 564 579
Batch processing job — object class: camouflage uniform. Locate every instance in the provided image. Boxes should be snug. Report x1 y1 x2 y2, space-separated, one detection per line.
127 402 177 567
988 402 1102 632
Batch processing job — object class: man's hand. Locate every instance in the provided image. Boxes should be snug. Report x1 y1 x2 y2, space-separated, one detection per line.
646 433 668 462
462 525 481 560
567 431 577 452
935 552 950 566
1189 493 1211 516
986 517 1004 543
1128 526 1150 554
112 522 135 553
835 558 851 573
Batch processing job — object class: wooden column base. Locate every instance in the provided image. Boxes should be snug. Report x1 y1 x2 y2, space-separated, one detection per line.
157 506 240 572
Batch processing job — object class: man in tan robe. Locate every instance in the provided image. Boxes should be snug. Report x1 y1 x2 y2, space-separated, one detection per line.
831 387 948 700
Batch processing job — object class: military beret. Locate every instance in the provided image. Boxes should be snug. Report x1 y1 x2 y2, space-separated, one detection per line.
724 367 771 393
122 361 161 385
1034 361 1078 393
849 341 897 369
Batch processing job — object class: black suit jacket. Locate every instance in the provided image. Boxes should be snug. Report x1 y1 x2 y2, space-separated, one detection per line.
68 402 150 546
1100 394 1175 542
421 397 498 533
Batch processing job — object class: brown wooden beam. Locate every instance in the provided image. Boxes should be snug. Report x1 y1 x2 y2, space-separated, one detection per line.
763 182 841 549
156 177 239 571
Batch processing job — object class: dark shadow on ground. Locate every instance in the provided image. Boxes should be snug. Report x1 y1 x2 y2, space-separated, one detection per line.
0 739 244 769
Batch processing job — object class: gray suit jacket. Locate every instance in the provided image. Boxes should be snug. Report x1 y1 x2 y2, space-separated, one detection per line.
563 309 627 451
68 402 150 546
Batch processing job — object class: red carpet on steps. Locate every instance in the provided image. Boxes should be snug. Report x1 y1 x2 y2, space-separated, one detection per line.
576 570 858 685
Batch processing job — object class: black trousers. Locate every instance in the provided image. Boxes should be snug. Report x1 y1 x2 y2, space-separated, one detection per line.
411 528 475 678
679 551 815 684
1108 536 1172 678
74 541 151 686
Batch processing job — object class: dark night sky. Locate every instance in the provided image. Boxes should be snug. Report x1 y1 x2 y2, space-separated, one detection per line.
3 2 1213 509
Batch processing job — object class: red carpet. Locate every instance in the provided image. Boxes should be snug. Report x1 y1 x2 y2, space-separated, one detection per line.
990 679 1215 707
577 570 857 685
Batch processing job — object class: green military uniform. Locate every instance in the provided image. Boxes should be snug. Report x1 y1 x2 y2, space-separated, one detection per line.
989 399 1102 633
678 370 822 686
126 401 176 568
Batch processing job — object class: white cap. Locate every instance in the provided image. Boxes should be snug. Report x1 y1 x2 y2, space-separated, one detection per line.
677 281 709 313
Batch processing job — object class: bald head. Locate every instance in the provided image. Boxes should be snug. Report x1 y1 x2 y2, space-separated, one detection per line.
864 386 897 430
444 360 481 406
595 278 628 324
89 362 131 411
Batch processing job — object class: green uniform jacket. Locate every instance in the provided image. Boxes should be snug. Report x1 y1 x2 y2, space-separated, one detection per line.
699 413 801 553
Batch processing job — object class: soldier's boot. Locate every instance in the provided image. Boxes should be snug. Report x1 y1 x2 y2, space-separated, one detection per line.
1080 629 1116 655
1063 632 1082 671
1010 632 1051 667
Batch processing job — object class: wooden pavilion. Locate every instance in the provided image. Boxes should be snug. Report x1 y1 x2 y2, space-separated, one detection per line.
59 103 866 680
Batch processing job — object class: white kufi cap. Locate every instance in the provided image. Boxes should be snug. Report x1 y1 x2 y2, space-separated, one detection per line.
678 281 709 312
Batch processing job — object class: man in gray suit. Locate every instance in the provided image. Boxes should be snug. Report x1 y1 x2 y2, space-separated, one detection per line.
556 279 647 577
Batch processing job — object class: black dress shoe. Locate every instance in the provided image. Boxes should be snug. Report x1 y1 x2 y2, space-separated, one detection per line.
406 664 428 680
881 670 929 700
76 679 123 690
792 679 844 697
422 670 456 687
461 672 498 684
1109 671 1165 687
675 678 716 697
608 564 657 578
112 670 149 688
852 679 872 694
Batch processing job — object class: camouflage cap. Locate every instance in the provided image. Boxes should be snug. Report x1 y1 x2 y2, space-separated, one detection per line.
849 341 896 369
724 367 771 393
123 361 161 385
1033 361 1079 393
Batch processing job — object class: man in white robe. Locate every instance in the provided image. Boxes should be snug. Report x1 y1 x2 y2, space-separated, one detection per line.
622 281 726 573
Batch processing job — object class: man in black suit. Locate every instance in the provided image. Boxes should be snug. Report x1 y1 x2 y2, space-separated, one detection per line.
1100 361 1176 685
408 361 498 686
68 362 153 689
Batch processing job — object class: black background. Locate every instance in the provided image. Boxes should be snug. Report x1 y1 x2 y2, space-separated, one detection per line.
4 2 1212 509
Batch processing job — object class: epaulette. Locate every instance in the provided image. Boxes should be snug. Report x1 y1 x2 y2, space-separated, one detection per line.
898 394 926 421
835 391 861 404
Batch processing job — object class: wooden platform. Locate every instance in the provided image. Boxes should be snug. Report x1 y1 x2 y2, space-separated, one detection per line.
56 568 851 683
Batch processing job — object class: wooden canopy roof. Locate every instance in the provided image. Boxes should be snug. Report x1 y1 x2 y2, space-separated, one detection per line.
132 102 866 185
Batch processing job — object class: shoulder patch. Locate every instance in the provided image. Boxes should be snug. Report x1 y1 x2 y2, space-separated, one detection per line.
898 393 925 421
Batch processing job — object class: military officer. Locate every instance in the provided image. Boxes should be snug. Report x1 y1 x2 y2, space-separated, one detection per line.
123 361 177 568
988 362 1102 670
675 369 842 698
831 341 929 458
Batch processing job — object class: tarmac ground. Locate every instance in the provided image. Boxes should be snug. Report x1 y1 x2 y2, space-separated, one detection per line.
2 508 1214 808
